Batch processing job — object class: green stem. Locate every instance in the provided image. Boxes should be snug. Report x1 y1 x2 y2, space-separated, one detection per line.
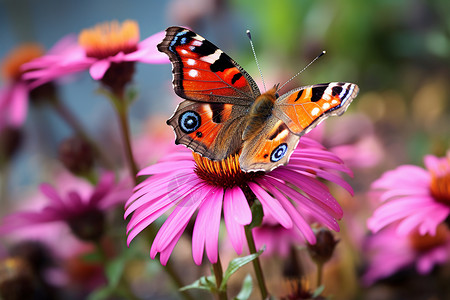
212 256 228 300
0 165 10 214
50 96 115 171
316 261 324 287
244 225 268 299
113 97 138 185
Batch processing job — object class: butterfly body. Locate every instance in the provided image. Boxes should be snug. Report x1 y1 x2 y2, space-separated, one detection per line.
158 26 359 172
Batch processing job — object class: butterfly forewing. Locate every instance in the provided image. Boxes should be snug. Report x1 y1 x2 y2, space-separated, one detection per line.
274 82 359 135
158 26 260 105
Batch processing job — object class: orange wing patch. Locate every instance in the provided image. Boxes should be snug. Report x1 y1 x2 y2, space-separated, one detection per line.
274 82 359 135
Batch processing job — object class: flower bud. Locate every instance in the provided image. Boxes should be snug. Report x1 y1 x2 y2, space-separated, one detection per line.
307 228 339 266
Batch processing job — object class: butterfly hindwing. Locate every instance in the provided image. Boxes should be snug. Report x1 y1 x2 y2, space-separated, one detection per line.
158 26 260 105
274 82 359 135
167 100 249 160
240 115 300 172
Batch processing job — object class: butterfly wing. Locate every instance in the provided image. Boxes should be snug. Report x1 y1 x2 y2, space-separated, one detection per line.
240 82 359 172
240 115 300 172
273 82 359 135
158 26 260 105
167 100 249 160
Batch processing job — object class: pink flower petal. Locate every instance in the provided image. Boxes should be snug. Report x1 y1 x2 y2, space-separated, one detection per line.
89 60 111 80
223 189 246 254
248 182 292 229
152 184 212 253
259 178 316 244
9 82 28 126
228 187 251 225
205 188 223 264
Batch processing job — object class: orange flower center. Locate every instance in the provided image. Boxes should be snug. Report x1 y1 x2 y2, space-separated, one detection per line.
78 20 139 59
1 43 44 81
193 152 263 188
429 156 450 206
409 224 448 253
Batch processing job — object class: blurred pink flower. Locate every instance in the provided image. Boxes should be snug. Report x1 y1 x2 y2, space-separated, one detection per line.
253 215 303 257
362 224 450 285
132 115 175 167
22 20 168 89
0 44 46 128
125 137 352 265
306 114 384 169
0 171 132 241
367 153 450 236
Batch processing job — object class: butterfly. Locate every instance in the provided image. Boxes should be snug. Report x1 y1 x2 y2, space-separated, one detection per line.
158 26 359 172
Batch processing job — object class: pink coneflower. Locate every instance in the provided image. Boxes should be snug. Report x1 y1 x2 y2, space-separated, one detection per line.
125 137 353 265
0 172 132 242
253 215 303 257
0 43 45 128
362 224 450 285
367 152 450 236
22 20 168 90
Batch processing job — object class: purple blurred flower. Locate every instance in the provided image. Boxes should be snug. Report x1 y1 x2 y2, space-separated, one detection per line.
367 153 450 236
362 224 450 285
0 172 132 241
22 20 168 88
125 137 353 265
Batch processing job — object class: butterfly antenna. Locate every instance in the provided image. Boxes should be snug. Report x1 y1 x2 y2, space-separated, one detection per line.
246 29 266 92
277 50 326 94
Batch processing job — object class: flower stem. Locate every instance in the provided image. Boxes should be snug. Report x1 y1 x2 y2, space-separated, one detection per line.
212 256 228 300
50 95 114 170
244 225 268 299
316 261 324 287
112 94 138 185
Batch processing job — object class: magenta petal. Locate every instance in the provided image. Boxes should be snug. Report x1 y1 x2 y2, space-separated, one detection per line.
192 188 223 265
152 184 211 252
9 82 28 126
228 187 252 225
159 224 187 266
89 60 111 80
259 178 316 244
39 184 65 209
205 189 223 264
248 182 292 229
138 161 195 176
223 189 245 254
89 172 115 205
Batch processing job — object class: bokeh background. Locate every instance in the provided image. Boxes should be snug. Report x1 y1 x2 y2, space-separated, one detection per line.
1 0 449 299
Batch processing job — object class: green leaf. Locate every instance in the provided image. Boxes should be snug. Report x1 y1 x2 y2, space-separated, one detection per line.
234 274 253 300
220 247 264 290
80 251 103 263
87 286 114 300
248 201 264 229
105 257 126 289
312 285 325 298
180 275 217 292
